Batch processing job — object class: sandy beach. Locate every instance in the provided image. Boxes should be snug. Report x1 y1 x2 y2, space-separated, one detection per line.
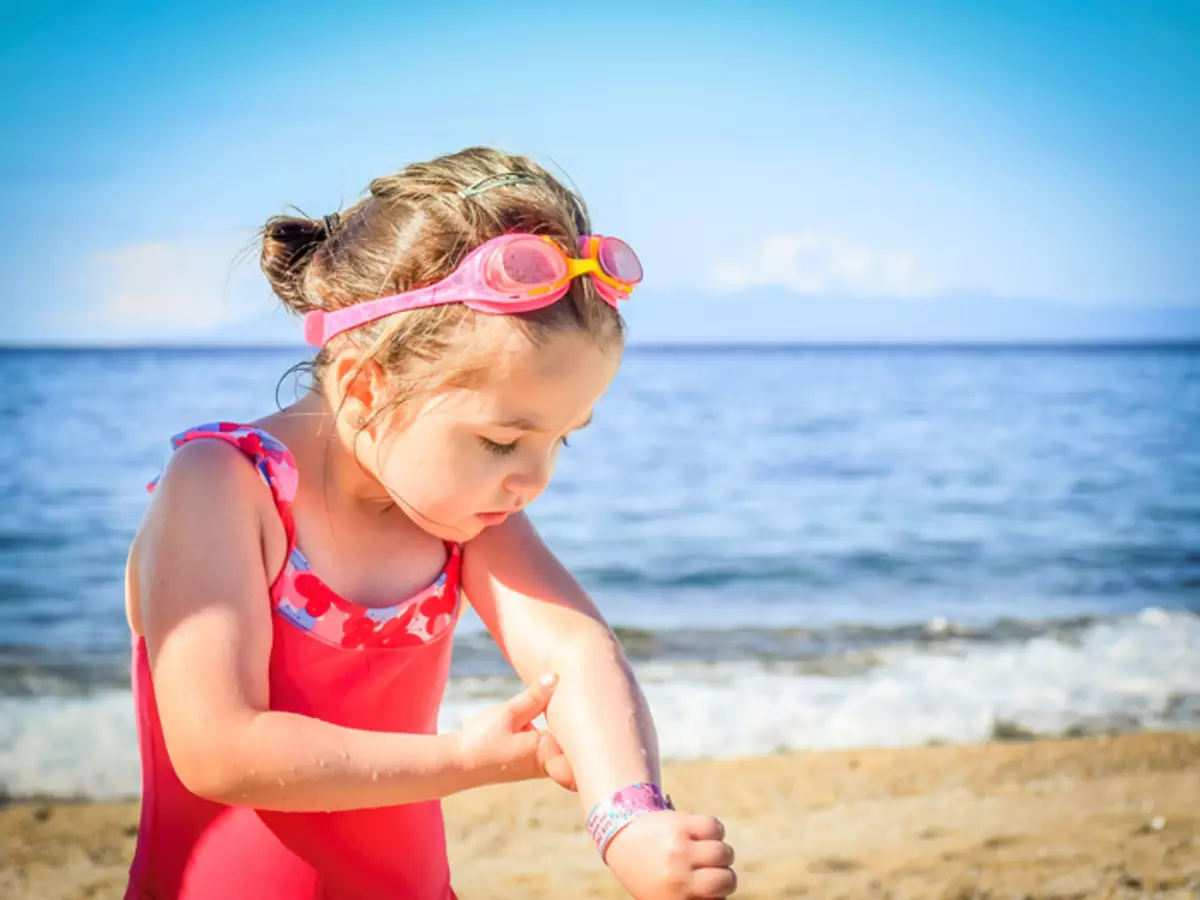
2 730 1197 899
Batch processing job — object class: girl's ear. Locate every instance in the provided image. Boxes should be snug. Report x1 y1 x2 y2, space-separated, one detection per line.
329 351 388 431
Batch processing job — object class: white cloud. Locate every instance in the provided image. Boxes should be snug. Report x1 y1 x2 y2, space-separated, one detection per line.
88 234 268 338
710 231 941 298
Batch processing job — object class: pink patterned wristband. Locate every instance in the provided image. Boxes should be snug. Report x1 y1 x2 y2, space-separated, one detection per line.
585 781 675 860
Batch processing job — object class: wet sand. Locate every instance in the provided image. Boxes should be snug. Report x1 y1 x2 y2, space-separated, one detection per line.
3 731 1198 899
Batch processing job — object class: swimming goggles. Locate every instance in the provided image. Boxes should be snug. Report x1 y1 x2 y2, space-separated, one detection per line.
303 233 642 346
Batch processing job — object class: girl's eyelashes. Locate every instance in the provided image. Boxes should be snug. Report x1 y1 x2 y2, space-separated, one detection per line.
479 434 571 456
480 436 518 456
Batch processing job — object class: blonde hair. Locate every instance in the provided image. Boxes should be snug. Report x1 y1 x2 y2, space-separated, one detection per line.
260 146 626 420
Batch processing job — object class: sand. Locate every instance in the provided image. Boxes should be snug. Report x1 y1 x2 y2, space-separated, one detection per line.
2 731 1198 899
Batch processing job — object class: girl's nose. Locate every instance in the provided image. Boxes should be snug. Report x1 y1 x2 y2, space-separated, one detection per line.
503 451 555 501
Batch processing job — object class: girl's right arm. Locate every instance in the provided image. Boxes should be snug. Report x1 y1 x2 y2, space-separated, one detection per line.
132 439 559 812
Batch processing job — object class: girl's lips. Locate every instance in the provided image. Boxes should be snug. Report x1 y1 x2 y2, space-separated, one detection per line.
476 511 512 525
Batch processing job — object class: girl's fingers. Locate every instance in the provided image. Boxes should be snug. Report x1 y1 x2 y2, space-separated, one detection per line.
692 863 738 898
503 673 558 730
690 838 735 868
685 813 726 841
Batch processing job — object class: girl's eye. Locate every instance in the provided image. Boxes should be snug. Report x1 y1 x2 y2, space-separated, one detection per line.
480 435 571 456
480 436 518 456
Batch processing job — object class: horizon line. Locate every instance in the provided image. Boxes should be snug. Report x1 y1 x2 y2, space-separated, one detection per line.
3 339 1200 353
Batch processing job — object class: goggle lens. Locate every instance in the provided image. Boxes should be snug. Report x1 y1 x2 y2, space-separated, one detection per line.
486 238 565 292
597 237 643 285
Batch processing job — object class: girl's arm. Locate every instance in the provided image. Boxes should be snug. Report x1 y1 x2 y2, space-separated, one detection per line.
134 439 553 812
461 512 660 807
464 515 737 899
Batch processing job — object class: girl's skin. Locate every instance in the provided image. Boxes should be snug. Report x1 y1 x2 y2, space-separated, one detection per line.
126 327 737 899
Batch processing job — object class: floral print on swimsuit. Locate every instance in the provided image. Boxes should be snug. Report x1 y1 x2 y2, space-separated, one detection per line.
149 422 462 651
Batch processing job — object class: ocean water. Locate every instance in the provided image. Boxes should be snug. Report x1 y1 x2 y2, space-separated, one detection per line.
1 345 1198 799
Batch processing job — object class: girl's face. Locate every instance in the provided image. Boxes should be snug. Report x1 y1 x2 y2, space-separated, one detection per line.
362 330 621 542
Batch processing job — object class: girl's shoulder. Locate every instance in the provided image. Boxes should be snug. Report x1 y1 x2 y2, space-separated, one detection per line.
155 433 269 495
144 435 276 542
143 422 296 554
131 424 294 627
150 421 298 502
129 436 270 594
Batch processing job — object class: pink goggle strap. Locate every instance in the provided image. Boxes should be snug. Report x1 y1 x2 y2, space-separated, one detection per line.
303 284 449 346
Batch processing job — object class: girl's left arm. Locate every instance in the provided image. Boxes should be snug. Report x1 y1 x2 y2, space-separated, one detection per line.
461 511 660 808
464 513 739 899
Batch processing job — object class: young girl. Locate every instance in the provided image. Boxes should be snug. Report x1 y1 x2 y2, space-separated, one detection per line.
123 147 737 899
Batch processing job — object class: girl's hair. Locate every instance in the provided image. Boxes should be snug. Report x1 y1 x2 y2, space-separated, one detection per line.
259 147 625 422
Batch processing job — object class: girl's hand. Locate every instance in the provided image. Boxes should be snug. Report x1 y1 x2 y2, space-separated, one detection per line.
453 674 576 790
604 810 737 899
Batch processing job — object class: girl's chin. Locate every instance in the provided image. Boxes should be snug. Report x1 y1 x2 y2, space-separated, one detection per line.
394 503 480 542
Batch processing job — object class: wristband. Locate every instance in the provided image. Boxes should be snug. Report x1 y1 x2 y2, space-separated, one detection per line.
585 781 675 860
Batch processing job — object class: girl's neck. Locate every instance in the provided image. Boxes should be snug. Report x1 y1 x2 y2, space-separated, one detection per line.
265 391 404 515
260 392 448 607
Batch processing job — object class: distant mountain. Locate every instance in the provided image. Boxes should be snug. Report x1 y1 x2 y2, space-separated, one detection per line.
18 290 1196 348
620 289 1200 344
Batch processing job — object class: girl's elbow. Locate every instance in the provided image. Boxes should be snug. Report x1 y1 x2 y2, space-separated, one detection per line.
175 754 242 803
164 733 253 804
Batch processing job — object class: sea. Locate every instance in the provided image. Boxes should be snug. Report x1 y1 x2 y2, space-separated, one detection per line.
1 344 1197 800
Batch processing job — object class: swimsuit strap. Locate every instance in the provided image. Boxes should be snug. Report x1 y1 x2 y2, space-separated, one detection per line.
148 421 299 551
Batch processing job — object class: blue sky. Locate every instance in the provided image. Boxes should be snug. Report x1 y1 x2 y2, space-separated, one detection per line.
2 1 1198 345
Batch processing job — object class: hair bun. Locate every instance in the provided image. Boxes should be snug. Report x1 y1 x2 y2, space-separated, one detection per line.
260 215 334 313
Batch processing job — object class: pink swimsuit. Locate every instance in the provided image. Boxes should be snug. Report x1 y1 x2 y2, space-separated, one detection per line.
126 423 462 899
